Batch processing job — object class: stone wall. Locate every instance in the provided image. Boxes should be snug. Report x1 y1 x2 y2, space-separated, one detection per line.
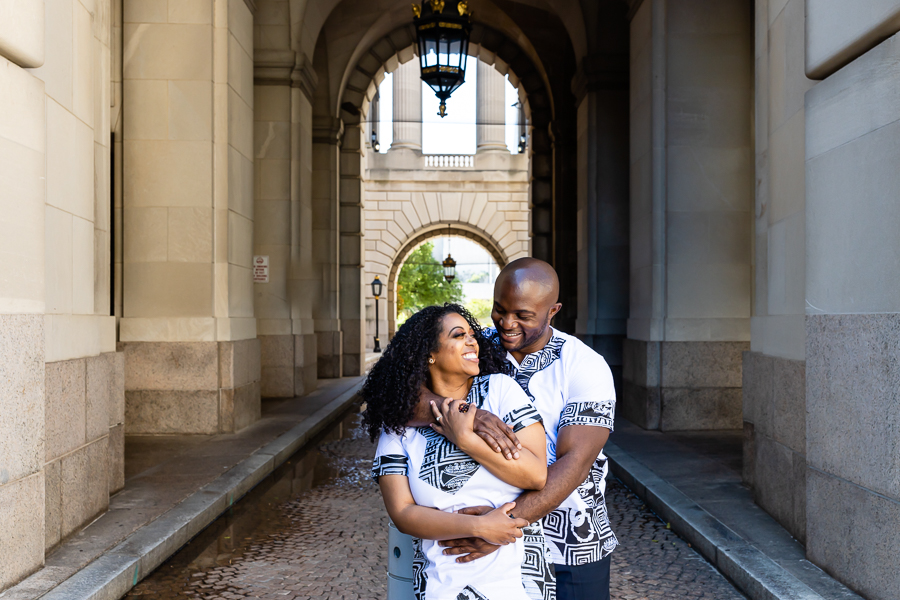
363 150 531 344
44 352 125 551
744 0 813 544
623 339 747 431
803 18 900 597
624 0 753 431
741 351 806 542
122 339 261 434
0 0 121 590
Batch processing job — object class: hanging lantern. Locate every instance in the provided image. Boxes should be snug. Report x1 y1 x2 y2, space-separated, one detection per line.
442 253 457 283
412 1 473 118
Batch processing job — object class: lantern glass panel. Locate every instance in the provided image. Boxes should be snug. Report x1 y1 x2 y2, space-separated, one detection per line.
424 39 438 67
448 40 461 67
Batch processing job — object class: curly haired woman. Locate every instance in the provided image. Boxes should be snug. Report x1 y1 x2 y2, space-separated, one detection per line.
364 303 554 600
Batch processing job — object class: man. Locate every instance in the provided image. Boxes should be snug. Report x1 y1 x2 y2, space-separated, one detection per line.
446 257 618 600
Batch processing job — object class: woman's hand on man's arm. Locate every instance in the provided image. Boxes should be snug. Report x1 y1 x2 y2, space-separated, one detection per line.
379 475 528 545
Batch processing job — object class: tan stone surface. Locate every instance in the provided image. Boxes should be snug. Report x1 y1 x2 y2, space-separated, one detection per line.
45 358 86 462
260 366 293 398
233 381 261 432
0 64 45 314
122 23 212 80
108 423 125 494
44 458 61 550
0 472 44 591
260 334 292 368
122 341 219 391
60 437 109 539
110 351 125 427
167 207 213 262
0 315 44 483
85 354 112 443
123 140 213 207
0 0 44 68
125 390 219 434
123 262 213 317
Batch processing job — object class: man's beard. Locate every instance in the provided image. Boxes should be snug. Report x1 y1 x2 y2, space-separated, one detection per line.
501 316 551 353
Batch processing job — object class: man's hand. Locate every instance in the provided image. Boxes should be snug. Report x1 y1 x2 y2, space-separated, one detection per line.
473 408 521 460
440 506 501 563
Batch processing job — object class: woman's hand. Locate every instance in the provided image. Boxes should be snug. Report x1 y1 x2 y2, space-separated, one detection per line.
471 502 529 545
429 396 478 450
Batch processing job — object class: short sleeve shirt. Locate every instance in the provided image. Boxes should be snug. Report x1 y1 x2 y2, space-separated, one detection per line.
485 327 619 565
372 374 549 600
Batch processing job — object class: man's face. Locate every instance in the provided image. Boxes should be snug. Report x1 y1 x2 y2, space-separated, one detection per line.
491 278 560 356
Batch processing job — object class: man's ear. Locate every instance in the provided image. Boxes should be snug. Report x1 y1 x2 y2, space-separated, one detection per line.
548 303 562 321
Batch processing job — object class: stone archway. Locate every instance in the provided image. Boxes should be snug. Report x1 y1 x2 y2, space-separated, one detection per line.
336 21 558 265
377 225 516 344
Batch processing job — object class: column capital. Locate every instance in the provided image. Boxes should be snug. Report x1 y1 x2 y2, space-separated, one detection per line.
254 50 294 86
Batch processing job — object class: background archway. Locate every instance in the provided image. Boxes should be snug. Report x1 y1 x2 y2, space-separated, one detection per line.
381 226 513 343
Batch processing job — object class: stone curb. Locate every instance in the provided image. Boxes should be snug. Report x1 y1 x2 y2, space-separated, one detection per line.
35 381 364 600
605 442 863 600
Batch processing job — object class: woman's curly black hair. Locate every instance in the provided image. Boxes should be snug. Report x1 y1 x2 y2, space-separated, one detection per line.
361 303 508 441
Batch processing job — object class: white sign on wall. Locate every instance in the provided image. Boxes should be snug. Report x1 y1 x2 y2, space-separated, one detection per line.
253 255 269 283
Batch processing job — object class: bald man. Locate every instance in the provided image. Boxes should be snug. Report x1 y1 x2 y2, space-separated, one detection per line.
444 258 618 600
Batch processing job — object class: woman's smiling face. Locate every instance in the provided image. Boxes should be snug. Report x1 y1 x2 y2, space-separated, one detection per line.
429 312 480 379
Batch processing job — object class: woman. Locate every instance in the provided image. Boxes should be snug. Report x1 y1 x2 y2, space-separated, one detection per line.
363 304 551 600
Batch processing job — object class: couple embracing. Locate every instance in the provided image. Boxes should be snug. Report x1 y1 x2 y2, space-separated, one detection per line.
362 258 617 600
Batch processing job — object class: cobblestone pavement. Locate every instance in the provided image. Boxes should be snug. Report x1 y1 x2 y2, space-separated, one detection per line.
127 413 744 599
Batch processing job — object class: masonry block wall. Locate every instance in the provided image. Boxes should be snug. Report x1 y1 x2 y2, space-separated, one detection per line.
803 4 900 596
363 151 531 344
624 0 753 431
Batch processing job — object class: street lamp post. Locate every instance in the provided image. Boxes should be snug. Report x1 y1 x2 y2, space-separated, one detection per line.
371 276 383 352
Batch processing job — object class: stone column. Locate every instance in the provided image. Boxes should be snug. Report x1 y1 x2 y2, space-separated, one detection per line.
476 61 508 152
0 4 46 587
120 0 261 434
311 109 343 377
339 119 366 376
624 0 752 432
574 57 630 396
390 59 422 151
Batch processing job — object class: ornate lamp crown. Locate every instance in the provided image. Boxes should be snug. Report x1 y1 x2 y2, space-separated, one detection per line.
412 1 473 118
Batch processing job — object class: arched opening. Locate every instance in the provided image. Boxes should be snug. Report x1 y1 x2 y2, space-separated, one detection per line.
367 226 511 351
309 3 577 376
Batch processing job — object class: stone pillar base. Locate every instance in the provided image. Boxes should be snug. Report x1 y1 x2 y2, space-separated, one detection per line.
316 330 343 379
622 339 747 431
121 340 261 434
741 350 806 543
295 333 317 396
258 334 318 398
43 350 125 552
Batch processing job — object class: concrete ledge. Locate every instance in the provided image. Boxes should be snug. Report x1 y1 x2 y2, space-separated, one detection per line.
606 442 863 600
8 381 363 600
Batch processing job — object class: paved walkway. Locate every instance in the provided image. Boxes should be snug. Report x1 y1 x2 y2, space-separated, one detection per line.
1 378 364 600
606 420 861 600
127 413 746 600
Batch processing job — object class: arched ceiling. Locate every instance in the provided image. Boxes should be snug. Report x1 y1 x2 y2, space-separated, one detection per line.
289 0 587 117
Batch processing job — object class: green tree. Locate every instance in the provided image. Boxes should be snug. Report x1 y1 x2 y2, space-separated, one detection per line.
466 270 490 283
464 298 493 324
397 241 464 323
